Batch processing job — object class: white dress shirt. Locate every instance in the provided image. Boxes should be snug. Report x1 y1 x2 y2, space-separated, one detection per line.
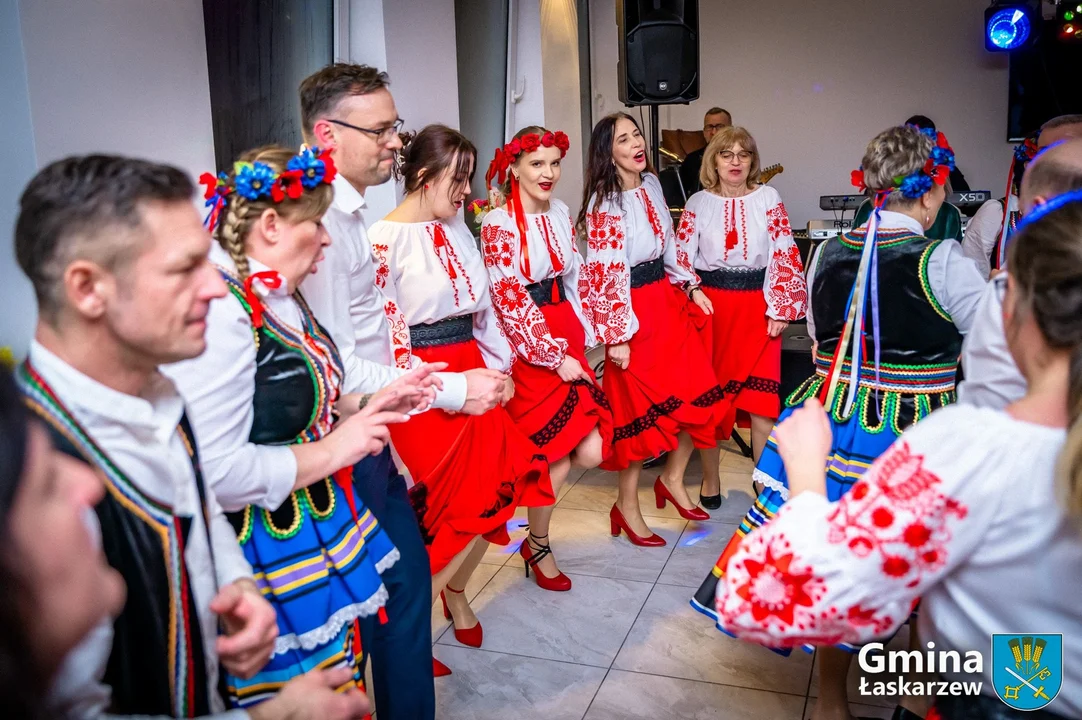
961 197 1015 281
368 216 514 373
33 341 251 719
804 212 985 341
679 186 808 321
957 280 1027 409
301 175 467 408
716 405 1082 716
481 199 594 369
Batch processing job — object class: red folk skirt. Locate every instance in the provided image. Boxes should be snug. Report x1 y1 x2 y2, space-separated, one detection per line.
698 279 781 439
600 269 724 471
505 292 613 462
391 331 554 575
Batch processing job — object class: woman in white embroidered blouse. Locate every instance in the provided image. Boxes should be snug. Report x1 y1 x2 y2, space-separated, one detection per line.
368 126 554 655
715 200 1082 719
480 126 610 591
676 126 807 506
578 112 724 547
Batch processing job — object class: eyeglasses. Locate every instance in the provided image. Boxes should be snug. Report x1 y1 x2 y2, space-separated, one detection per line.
328 117 405 144
705 123 729 132
718 150 753 163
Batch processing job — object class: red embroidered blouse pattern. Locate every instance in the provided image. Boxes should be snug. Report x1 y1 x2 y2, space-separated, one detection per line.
481 224 516 270
767 244 808 321
586 211 625 252
582 210 632 345
674 209 699 280
370 243 413 368
489 276 565 369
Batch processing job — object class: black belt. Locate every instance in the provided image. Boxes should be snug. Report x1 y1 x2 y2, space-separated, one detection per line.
526 276 567 307
697 267 766 291
409 314 473 348
630 257 665 288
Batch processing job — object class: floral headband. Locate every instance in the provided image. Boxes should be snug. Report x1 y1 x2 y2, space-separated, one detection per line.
199 146 337 230
484 130 570 190
851 128 956 200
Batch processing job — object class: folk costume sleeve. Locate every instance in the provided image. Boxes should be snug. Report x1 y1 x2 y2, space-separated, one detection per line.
580 196 637 345
715 408 995 649
369 234 415 370
482 209 568 370
763 190 808 321
674 194 704 289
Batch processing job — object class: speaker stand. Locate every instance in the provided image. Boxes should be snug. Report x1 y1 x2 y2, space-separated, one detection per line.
650 104 660 171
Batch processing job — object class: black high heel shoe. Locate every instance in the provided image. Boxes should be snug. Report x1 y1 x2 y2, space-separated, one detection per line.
699 480 722 510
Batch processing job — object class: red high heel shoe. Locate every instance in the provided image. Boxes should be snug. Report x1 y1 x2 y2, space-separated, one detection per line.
653 478 710 521
433 658 452 677
609 504 666 547
520 533 572 591
440 586 483 648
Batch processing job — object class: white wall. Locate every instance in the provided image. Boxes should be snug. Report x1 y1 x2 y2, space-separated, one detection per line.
589 0 1014 227
3 0 216 357
0 0 38 358
541 0 585 210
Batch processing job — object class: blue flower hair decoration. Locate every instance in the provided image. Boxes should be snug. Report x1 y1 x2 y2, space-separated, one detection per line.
854 127 956 199
286 146 337 189
233 161 277 201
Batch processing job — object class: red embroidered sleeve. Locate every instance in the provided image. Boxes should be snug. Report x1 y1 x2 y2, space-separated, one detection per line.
581 210 633 344
481 223 516 271
715 440 968 648
764 202 808 321
370 242 413 369
489 276 566 369
674 209 701 284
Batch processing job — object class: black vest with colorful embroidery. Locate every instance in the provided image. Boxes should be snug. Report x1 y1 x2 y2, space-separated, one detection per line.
217 269 345 540
788 228 962 432
17 363 216 717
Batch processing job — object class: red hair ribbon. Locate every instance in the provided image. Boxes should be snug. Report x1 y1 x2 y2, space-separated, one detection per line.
242 270 283 328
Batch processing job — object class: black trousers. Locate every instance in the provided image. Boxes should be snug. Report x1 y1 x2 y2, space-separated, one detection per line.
354 448 435 720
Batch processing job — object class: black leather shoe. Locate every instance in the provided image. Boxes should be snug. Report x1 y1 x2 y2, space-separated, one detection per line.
700 493 722 510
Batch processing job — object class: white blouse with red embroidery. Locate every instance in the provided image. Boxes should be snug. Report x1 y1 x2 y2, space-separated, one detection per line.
481 198 594 370
368 216 513 374
580 173 698 346
714 405 1082 715
676 186 807 321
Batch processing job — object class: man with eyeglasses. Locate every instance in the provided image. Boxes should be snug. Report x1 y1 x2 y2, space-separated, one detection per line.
958 117 1082 409
679 106 732 195
297 64 506 719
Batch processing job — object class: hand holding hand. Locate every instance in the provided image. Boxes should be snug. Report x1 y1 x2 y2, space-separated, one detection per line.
773 398 832 498
211 579 278 680
459 368 506 415
248 668 371 720
691 288 714 316
607 343 631 370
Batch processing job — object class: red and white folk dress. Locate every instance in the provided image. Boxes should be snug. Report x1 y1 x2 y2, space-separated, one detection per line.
580 173 723 471
481 199 613 461
676 186 807 436
368 217 554 574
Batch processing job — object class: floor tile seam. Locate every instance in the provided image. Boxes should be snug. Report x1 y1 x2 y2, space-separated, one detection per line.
600 666 811 700
431 641 617 671
580 667 612 720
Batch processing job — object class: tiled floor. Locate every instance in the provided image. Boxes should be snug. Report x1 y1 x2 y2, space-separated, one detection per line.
423 440 900 719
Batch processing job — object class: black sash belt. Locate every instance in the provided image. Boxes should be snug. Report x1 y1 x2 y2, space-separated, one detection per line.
630 257 665 288
526 276 567 307
409 314 474 347
697 266 766 291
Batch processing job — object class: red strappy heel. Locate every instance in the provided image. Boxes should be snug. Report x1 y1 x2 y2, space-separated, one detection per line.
519 533 572 592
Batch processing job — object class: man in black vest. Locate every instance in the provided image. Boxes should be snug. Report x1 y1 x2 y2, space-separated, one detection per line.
15 155 370 719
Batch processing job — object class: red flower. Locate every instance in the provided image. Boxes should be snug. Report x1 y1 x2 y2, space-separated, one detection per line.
936 132 950 150
520 133 541 153
553 131 570 154
882 556 911 578
318 149 338 184
492 277 528 312
506 138 522 157
931 165 950 186
540 132 555 147
903 522 931 547
734 545 819 627
199 172 219 200
871 507 894 528
850 169 866 192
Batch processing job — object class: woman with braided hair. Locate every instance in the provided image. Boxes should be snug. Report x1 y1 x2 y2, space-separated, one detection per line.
691 125 985 720
368 125 553 657
164 145 443 706
479 125 611 591
711 195 1082 720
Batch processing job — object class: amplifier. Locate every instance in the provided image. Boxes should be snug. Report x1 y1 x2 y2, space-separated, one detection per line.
807 218 854 240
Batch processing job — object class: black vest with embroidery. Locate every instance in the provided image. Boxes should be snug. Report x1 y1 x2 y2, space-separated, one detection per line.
788 229 963 431
17 364 215 716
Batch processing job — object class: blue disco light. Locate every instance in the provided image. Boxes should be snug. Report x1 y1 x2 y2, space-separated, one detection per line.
985 5 1034 52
